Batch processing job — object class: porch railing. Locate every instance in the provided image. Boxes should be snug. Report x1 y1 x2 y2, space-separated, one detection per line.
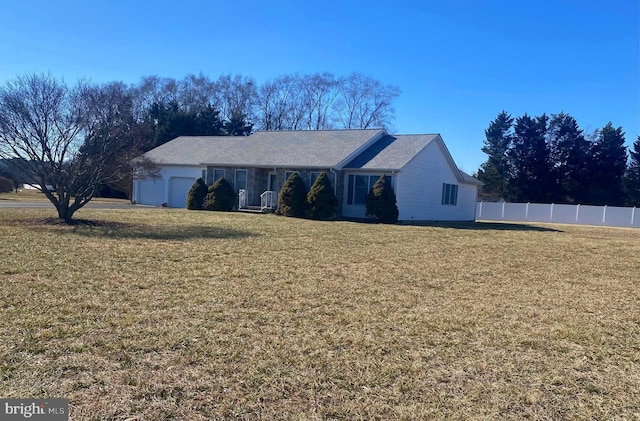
238 189 247 209
260 190 277 211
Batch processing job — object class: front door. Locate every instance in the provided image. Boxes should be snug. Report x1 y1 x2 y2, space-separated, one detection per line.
269 173 278 192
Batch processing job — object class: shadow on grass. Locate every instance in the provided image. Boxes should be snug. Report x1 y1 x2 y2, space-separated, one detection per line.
401 221 563 232
24 218 256 241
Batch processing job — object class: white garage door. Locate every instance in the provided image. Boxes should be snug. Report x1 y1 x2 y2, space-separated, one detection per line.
137 179 164 206
169 177 196 208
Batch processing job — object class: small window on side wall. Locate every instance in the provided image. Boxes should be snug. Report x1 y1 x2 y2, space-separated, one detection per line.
441 183 458 206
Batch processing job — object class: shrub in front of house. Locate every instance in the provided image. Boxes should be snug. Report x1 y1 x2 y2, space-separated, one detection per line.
278 172 308 217
0 175 14 193
186 178 208 210
365 174 399 223
205 177 236 211
306 172 338 220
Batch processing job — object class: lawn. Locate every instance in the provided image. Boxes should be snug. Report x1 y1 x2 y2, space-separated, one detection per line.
0 189 130 204
0 207 639 420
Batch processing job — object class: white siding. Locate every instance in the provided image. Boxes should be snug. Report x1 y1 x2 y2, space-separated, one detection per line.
133 165 204 207
394 141 477 221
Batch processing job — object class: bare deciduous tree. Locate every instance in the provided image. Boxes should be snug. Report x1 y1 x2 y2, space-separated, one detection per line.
302 72 338 130
0 74 158 222
214 74 257 124
255 72 400 131
334 72 401 130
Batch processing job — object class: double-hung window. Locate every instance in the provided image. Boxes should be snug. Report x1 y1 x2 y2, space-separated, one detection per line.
441 183 458 206
309 172 322 187
347 174 392 205
284 171 298 183
213 169 225 183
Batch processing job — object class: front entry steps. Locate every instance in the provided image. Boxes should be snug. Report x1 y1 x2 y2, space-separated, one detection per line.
237 205 276 214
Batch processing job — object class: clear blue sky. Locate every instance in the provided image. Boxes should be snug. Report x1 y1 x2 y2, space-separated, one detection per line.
0 0 637 173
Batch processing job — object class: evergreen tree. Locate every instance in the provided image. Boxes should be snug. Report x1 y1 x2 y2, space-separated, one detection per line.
185 178 208 210
205 177 236 211
223 110 253 136
0 175 13 193
548 112 590 203
623 136 640 206
477 111 513 199
587 123 627 205
365 175 399 223
149 101 224 148
278 173 308 217
507 114 553 202
306 172 339 219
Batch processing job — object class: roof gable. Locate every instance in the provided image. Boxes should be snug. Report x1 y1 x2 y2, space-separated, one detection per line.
344 134 438 170
344 133 481 185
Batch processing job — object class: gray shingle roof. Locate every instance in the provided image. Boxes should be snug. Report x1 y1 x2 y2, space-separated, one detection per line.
344 134 439 170
460 170 483 185
141 129 482 185
143 129 384 168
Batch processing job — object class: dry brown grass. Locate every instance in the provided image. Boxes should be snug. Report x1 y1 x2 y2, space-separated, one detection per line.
1 207 639 420
0 189 129 203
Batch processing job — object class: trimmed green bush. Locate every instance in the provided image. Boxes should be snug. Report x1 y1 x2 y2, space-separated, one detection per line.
0 176 14 193
278 172 308 217
186 178 208 210
205 177 236 211
306 172 339 220
365 174 399 223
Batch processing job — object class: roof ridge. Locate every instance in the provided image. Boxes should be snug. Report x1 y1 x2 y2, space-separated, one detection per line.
253 128 384 133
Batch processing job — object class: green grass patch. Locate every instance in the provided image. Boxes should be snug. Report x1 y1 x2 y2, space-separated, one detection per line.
1 207 639 419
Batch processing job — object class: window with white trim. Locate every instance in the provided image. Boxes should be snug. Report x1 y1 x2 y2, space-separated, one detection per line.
347 174 392 205
309 172 322 187
284 171 298 183
441 183 458 206
213 169 225 182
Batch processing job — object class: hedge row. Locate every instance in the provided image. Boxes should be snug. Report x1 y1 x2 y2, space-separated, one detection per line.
186 177 236 211
187 173 399 223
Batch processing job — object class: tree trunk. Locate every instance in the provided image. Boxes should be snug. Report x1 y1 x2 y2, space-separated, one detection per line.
56 204 76 224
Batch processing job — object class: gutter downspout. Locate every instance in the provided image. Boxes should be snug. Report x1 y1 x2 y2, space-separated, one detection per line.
329 168 338 194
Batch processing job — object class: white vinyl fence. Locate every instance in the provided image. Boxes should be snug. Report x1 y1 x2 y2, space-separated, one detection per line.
476 202 640 228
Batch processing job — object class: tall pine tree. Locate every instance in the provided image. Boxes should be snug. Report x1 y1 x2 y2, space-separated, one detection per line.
507 114 553 203
623 135 640 206
548 112 590 203
476 111 513 199
587 123 627 206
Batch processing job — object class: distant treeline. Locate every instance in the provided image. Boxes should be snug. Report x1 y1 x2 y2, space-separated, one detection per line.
130 72 400 149
0 72 401 201
476 111 640 207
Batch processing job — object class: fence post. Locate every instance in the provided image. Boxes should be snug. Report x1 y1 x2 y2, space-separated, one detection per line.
550 203 554 221
633 207 636 226
576 204 580 222
501 202 505 220
602 205 607 224
478 201 483 219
